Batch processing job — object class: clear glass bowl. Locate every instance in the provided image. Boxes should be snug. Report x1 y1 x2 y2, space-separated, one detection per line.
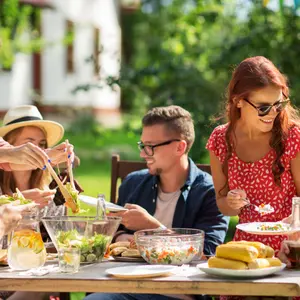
42 216 121 263
134 228 204 265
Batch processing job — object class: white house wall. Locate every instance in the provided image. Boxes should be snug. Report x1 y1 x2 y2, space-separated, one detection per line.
42 0 121 110
72 23 94 107
0 0 121 114
0 72 13 110
9 53 33 107
92 0 121 110
0 53 32 111
41 9 69 105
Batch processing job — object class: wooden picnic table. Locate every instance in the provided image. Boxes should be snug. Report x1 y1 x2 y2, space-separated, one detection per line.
0 261 299 297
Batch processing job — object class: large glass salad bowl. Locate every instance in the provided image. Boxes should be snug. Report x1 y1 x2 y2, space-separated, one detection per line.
42 216 121 263
135 228 204 265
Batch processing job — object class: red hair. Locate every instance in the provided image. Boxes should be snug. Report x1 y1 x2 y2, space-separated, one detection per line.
224 56 300 188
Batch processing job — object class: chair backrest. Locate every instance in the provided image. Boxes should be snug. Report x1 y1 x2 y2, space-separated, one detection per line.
110 154 211 203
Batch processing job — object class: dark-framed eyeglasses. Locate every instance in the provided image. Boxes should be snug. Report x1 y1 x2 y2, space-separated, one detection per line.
137 139 181 156
243 98 290 117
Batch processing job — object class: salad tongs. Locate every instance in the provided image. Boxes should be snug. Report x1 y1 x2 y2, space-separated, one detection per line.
66 139 76 190
45 160 78 213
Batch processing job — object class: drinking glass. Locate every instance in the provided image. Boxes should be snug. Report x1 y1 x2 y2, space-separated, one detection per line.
58 248 81 273
285 239 300 268
285 197 300 269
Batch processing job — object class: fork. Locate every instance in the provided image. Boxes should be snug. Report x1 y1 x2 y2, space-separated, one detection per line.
242 198 260 212
243 198 275 215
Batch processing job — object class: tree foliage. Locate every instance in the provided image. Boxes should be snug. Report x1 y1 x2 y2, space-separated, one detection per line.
117 0 300 161
0 0 44 70
0 0 73 71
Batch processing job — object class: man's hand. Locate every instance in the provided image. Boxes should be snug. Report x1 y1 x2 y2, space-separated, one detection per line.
45 142 74 166
115 233 134 242
110 204 161 231
0 207 22 239
21 188 56 209
5 143 49 170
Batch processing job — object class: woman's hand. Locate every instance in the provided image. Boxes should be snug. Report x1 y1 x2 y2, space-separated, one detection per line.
278 241 291 267
21 188 56 209
6 143 49 170
282 214 292 224
45 142 74 166
226 189 248 210
278 232 300 268
0 206 22 238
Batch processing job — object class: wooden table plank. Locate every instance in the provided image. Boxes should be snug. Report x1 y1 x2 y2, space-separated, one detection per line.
0 261 299 296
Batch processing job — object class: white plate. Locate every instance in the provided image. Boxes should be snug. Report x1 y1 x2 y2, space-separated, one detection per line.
197 262 286 278
106 264 177 278
5 202 39 212
236 222 296 235
78 195 127 212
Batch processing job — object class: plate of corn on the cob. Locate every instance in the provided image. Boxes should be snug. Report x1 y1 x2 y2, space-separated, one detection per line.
197 241 285 278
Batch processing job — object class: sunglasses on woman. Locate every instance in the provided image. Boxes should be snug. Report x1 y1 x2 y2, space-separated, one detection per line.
243 98 290 117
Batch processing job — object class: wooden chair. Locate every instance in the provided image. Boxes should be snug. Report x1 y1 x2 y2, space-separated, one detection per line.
110 154 211 204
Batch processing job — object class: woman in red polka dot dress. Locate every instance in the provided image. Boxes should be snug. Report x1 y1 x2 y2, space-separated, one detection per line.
206 56 300 255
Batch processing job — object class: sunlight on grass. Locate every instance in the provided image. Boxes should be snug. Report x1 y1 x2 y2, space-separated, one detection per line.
68 168 111 216
76 174 111 199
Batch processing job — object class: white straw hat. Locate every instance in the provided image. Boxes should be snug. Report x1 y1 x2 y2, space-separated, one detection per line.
0 105 64 147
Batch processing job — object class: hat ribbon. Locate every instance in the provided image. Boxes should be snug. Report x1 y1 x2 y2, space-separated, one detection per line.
6 116 42 126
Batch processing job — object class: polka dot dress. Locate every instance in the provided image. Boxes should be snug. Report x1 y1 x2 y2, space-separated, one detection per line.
206 124 300 253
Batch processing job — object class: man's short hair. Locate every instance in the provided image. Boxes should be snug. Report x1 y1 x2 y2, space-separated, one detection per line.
142 105 195 153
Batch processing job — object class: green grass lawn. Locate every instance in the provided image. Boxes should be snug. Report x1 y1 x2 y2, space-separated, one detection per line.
72 159 111 216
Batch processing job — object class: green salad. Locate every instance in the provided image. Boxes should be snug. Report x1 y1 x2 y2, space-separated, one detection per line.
0 188 32 205
64 183 89 214
56 229 111 263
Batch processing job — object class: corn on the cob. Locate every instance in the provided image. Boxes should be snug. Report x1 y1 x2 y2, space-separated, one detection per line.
265 257 282 267
228 241 267 258
208 256 248 270
265 246 275 258
248 258 270 269
216 243 258 263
